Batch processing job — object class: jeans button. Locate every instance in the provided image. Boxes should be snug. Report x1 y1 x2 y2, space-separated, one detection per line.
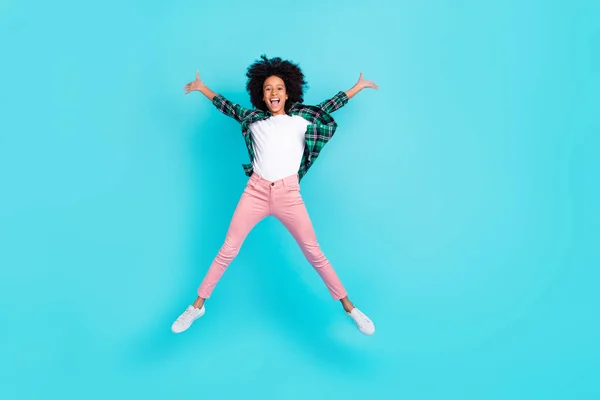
271 182 274 186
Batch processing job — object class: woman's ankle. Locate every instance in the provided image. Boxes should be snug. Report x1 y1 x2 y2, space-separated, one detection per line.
340 297 355 312
193 297 205 309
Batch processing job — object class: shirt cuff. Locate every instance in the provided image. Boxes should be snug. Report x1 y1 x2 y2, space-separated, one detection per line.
335 91 349 107
337 90 349 102
212 94 226 106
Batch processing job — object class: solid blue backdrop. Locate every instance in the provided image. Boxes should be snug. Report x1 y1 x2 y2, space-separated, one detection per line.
1 0 598 399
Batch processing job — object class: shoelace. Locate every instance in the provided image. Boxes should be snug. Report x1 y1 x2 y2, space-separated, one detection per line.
350 310 364 329
352 310 373 330
177 308 195 322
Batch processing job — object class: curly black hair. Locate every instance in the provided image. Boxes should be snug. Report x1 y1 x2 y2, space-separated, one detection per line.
245 55 307 112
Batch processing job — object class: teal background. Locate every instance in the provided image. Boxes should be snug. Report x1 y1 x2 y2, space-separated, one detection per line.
1 0 598 399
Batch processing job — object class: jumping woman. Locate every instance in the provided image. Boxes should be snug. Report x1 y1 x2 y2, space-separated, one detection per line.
172 55 378 335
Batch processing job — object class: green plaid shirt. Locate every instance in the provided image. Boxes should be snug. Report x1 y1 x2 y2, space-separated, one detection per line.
212 91 349 181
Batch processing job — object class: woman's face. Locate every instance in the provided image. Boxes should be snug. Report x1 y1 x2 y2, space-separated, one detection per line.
262 75 288 115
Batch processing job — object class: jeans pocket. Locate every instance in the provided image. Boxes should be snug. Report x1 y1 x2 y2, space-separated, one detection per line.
243 177 258 193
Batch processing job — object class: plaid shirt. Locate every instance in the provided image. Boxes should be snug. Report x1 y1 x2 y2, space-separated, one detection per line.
212 91 349 181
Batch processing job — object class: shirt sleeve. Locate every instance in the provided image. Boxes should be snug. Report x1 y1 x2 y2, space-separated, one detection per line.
212 94 253 124
315 91 349 114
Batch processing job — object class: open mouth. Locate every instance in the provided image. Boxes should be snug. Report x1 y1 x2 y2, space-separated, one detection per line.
269 98 280 107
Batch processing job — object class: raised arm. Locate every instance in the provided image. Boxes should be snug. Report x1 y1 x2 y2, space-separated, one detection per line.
316 73 378 114
184 71 253 124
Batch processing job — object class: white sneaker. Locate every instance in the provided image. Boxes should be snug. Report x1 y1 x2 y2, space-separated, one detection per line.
347 308 375 335
171 305 205 333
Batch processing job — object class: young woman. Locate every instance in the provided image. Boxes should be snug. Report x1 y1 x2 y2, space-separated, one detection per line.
172 55 378 335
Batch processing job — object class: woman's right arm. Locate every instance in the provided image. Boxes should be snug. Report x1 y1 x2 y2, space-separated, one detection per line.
184 71 252 124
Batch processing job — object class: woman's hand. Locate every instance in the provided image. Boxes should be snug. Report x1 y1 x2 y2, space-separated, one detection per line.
183 71 217 100
345 72 378 100
355 72 378 90
184 71 205 94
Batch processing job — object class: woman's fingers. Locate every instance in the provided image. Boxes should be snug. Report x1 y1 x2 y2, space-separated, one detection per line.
184 71 202 94
358 73 379 89
364 79 378 89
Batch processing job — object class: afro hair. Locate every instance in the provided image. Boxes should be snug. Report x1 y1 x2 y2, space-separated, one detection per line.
246 55 307 112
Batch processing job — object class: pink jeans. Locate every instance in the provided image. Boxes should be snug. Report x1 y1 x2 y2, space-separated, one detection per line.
197 173 348 300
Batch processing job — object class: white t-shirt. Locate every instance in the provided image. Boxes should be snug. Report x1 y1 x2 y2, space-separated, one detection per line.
249 114 310 181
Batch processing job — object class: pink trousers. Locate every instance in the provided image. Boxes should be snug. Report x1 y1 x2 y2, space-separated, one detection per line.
197 173 348 300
